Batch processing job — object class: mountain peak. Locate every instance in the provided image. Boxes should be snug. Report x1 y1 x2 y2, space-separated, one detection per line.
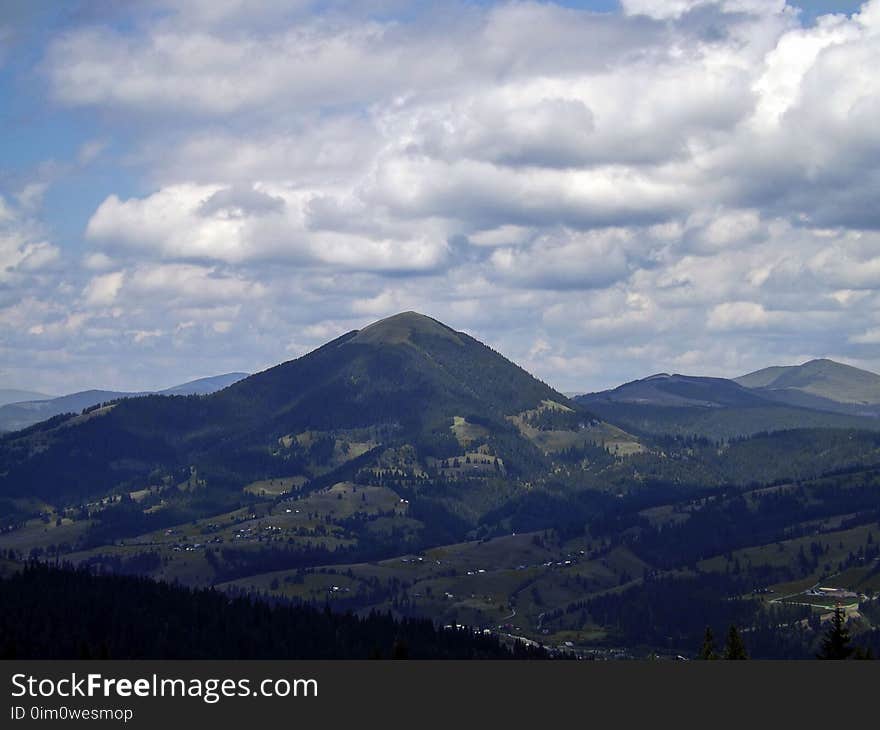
801 358 853 371
584 372 766 410
348 311 464 347
736 357 880 405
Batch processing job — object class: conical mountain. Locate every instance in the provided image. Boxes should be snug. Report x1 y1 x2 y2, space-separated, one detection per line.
219 311 564 429
0 312 577 501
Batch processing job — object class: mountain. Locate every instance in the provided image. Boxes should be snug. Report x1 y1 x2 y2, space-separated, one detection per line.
581 373 769 409
0 312 585 503
577 371 880 439
0 390 54 407
0 373 249 433
7 315 880 660
219 311 568 431
157 372 249 396
735 358 880 416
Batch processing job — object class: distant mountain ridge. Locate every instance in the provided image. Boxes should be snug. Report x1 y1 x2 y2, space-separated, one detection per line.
0 390 54 407
157 373 251 397
735 358 880 415
589 373 769 409
0 372 249 433
576 359 880 439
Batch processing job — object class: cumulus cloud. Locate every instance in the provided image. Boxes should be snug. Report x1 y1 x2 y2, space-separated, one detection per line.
850 328 880 344
197 186 285 218
621 0 789 20
77 138 108 166
707 301 772 331
46 20 445 115
82 271 124 307
86 183 449 272
124 263 266 305
4 0 880 392
489 229 631 290
0 195 60 285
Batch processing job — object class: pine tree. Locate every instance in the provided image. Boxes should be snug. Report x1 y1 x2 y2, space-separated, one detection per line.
723 625 748 660
699 626 718 660
817 606 854 660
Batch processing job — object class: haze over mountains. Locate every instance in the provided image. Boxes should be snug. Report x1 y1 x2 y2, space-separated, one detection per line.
0 373 249 434
2 317 876 449
3 315 877 463
0 390 55 408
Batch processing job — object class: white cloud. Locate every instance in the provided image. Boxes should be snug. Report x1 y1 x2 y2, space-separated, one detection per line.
5 0 880 392
468 225 533 248
620 0 788 20
46 20 449 115
86 184 244 260
125 263 266 305
707 301 772 331
16 182 49 212
77 138 108 166
489 228 631 290
86 183 449 272
83 271 125 307
683 209 765 253
83 252 116 270
849 328 880 344
130 328 163 344
0 194 60 284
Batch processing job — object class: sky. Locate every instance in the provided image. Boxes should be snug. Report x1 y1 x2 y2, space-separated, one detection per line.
1 0 878 395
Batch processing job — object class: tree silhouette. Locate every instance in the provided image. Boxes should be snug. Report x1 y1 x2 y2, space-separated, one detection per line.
699 626 718 660
817 606 854 660
724 625 748 660
0 563 550 660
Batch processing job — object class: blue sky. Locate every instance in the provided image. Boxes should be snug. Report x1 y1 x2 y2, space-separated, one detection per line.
2 0 880 394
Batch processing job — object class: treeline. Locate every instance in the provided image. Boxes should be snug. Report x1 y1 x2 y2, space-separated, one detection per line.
578 572 814 658
523 409 588 432
588 470 880 572
0 563 547 660
634 429 880 489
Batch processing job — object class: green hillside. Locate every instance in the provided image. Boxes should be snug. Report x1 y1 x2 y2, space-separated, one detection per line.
5 317 880 660
0 312 586 504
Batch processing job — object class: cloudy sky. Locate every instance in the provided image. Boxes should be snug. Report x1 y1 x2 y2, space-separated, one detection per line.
1 0 878 395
